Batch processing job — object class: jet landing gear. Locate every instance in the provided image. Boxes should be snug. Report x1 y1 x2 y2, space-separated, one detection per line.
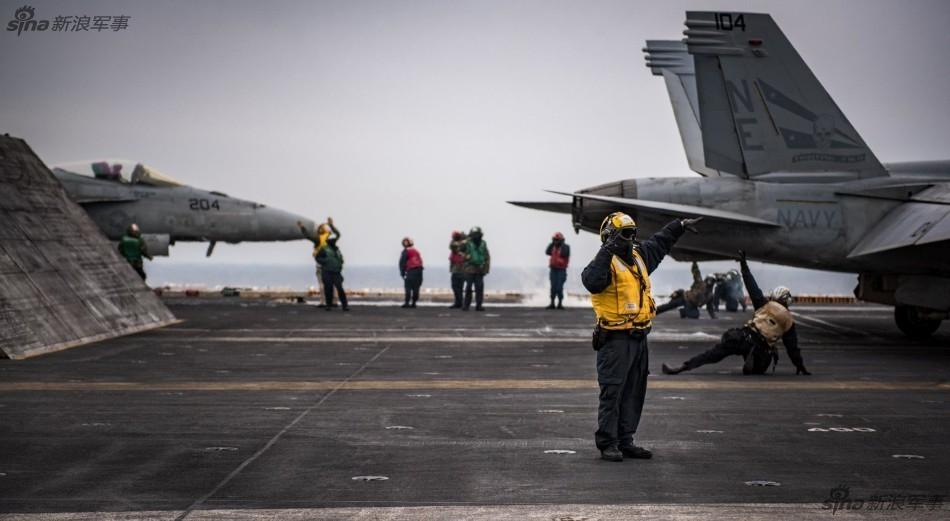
894 305 944 338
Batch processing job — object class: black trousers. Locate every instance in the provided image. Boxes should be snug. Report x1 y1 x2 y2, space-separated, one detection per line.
404 268 423 305
321 270 348 308
128 261 146 281
549 268 567 302
712 286 725 311
657 295 714 319
463 273 484 309
656 295 685 315
715 287 746 312
595 330 649 451
450 272 465 307
683 327 771 374
723 295 742 312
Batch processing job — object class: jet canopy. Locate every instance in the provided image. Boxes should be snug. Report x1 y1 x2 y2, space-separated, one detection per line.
52 160 185 187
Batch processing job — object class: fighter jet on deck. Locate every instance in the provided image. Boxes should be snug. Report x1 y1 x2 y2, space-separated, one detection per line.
510 11 950 337
53 160 315 257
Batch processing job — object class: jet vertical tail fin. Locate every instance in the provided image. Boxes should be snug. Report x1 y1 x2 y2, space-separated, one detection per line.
643 40 724 177
684 11 888 180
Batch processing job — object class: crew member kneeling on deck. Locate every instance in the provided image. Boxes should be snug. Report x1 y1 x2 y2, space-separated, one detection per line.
583 212 701 462
661 250 810 376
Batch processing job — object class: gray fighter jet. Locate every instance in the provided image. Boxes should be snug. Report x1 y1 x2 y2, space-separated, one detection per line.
511 11 950 337
52 160 315 256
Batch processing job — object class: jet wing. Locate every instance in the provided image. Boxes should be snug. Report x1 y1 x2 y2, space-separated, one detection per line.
70 194 140 204
506 201 573 214
669 245 735 262
547 190 779 227
848 185 950 257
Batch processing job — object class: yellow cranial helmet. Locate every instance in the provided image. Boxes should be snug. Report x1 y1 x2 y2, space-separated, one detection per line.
599 212 637 243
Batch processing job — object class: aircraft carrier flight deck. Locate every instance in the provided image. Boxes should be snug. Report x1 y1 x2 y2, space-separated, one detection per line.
1 301 947 520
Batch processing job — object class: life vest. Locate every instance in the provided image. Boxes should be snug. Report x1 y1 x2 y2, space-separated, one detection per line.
448 240 465 267
404 247 423 270
549 245 569 269
317 246 344 272
465 241 488 268
747 301 794 345
312 228 331 258
119 235 144 262
591 251 655 330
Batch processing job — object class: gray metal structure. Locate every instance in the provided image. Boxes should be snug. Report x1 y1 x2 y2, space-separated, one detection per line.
0 135 177 359
511 11 950 337
52 160 316 257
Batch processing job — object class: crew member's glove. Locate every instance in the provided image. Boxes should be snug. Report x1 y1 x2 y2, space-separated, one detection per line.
796 366 812 376
681 217 703 233
737 249 747 263
603 229 629 255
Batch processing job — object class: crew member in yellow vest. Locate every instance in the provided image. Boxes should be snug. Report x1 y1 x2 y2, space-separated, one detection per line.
583 211 702 462
299 217 340 299
662 249 810 377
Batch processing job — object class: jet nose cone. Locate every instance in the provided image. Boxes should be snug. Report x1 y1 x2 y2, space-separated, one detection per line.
257 206 314 241
297 216 317 238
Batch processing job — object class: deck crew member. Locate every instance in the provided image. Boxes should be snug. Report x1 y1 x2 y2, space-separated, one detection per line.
546 232 570 309
583 212 701 462
118 223 152 280
399 237 424 308
662 250 810 376
462 226 490 311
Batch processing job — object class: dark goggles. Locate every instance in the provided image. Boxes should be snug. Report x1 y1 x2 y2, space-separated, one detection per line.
619 227 638 240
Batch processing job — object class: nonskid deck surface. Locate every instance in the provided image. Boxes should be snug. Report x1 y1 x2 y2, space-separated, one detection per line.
1 302 947 520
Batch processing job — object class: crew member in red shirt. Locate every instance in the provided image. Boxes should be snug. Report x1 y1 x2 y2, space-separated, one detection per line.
546 232 570 309
400 237 424 308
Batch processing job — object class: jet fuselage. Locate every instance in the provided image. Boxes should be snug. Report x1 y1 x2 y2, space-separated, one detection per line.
573 162 950 277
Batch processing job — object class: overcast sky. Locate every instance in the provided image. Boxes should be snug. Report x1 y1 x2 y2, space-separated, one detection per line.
2 0 948 271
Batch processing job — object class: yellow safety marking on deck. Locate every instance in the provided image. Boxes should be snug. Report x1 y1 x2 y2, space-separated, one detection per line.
0 379 945 392
144 332 721 343
181 336 583 343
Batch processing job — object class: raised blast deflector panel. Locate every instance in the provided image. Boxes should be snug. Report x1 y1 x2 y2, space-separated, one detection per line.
0 135 176 359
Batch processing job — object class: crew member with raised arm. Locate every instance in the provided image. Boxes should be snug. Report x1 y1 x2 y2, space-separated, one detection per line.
662 250 810 376
583 212 702 462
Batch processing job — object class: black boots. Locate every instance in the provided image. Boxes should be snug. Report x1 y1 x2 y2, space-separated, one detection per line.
620 445 653 459
661 362 686 375
602 444 652 461
600 446 623 462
